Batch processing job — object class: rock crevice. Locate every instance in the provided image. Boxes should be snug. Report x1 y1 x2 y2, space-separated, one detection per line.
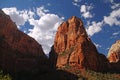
50 16 109 72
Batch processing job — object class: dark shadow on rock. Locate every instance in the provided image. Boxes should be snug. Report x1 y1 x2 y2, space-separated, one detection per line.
49 46 58 69
97 53 110 72
35 70 79 80
13 70 79 80
109 62 120 73
0 44 79 80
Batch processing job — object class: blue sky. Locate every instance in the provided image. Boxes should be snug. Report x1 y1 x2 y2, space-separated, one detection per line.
0 0 120 56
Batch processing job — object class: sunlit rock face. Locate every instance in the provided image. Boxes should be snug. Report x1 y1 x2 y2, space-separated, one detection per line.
51 16 109 72
108 40 120 63
107 40 120 72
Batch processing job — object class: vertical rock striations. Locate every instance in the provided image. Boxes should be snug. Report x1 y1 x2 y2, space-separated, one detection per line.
51 16 109 72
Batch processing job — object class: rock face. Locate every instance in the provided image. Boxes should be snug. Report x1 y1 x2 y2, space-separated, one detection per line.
49 46 58 69
51 16 109 71
0 10 48 73
107 40 120 72
108 40 120 63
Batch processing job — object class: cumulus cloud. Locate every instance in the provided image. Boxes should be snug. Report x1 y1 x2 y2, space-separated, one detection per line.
72 2 94 19
28 15 63 54
2 7 34 28
28 8 63 54
72 2 79 6
2 7 64 54
36 6 49 17
111 3 120 9
86 21 104 36
72 0 81 6
85 2 120 36
104 1 120 26
80 4 93 19
86 5 120 36
104 8 120 26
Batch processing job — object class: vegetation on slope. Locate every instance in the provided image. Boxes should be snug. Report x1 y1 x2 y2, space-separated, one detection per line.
58 65 120 80
0 70 11 80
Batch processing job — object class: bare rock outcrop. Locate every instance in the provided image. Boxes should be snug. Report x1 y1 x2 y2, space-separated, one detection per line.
107 40 120 72
108 40 120 63
51 16 109 72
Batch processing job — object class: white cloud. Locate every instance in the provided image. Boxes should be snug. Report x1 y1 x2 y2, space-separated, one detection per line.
104 2 120 26
2 7 64 54
80 4 93 19
72 2 94 19
2 7 34 28
72 2 79 6
104 8 120 26
82 12 93 18
28 11 63 54
72 0 81 7
94 43 102 48
86 2 120 36
47 3 51 6
111 31 120 39
111 3 120 9
112 31 120 36
36 6 49 17
80 5 86 12
110 0 114 3
86 21 103 36
74 0 81 2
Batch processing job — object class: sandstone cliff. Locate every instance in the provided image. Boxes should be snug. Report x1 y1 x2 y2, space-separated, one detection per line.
108 40 120 63
50 16 109 72
0 9 48 73
107 40 120 72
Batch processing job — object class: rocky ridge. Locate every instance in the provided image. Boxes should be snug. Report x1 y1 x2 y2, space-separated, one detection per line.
50 16 109 72
0 9 120 79
0 9 48 74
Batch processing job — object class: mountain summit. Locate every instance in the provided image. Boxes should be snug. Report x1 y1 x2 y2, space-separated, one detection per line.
50 16 109 72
